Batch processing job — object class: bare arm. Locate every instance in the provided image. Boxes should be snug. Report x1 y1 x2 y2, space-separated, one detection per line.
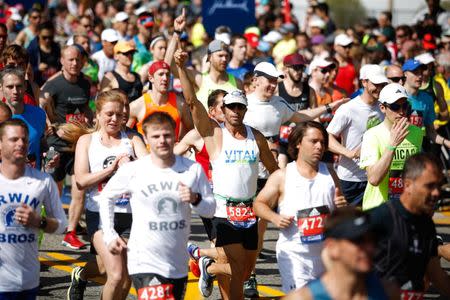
178 99 194 139
289 98 349 123
309 88 318 108
74 134 129 190
328 133 360 159
14 30 26 46
99 72 117 92
253 129 279 174
129 133 148 158
254 169 294 229
434 80 449 121
39 89 57 125
426 256 450 297
127 97 142 128
367 119 409 186
174 128 202 155
426 124 450 149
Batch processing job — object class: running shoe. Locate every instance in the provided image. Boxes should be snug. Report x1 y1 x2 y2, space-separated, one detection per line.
243 273 259 298
187 242 201 260
198 256 215 297
67 266 87 300
62 231 86 249
189 259 201 277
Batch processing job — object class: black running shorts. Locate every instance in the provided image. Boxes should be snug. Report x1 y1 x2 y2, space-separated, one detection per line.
212 217 258 250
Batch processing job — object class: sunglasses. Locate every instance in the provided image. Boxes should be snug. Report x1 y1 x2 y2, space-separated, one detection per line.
342 44 353 49
388 76 405 83
289 65 304 71
225 103 246 110
121 51 135 56
41 35 53 40
30 15 41 20
384 101 409 112
320 67 334 74
396 34 406 39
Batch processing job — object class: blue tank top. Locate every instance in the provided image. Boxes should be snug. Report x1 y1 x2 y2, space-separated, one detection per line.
308 273 388 300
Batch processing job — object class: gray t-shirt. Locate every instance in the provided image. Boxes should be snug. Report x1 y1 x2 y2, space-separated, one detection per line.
326 96 384 182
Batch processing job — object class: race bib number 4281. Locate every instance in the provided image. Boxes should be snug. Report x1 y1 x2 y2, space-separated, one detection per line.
138 284 174 300
297 205 330 244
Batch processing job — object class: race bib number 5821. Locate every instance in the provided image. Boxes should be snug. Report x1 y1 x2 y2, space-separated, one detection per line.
138 284 174 300
297 205 330 244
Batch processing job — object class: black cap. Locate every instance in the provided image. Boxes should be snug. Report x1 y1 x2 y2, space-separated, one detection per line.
324 213 375 241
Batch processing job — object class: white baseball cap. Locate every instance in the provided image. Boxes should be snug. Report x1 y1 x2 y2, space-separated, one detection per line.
101 29 120 42
223 90 248 106
309 17 326 29
262 30 283 44
415 52 435 65
360 64 388 84
379 83 409 104
308 57 333 74
254 62 284 79
334 33 353 46
113 12 129 23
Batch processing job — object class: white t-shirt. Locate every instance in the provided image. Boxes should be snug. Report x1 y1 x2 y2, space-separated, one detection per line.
0 167 67 292
244 93 295 137
326 96 384 182
91 50 116 82
99 155 215 279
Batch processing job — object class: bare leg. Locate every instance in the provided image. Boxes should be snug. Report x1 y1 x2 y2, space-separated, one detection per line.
93 231 130 300
67 175 85 232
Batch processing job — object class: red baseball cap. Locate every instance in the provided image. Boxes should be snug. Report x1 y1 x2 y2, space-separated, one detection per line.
423 33 437 50
149 61 170 76
283 53 306 66
244 32 259 48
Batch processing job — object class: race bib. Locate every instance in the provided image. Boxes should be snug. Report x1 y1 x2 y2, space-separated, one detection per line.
226 200 257 229
409 111 423 127
297 205 330 244
138 284 174 300
66 112 86 124
279 125 293 143
98 181 130 207
388 177 403 200
400 290 424 300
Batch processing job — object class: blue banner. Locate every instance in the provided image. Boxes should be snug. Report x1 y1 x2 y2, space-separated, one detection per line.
202 0 256 36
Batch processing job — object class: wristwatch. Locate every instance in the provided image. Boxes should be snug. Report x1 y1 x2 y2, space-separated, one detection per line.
39 216 48 229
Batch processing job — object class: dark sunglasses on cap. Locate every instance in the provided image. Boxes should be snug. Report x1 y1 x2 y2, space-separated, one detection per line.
320 66 334 74
384 101 409 112
388 76 405 83
225 103 246 110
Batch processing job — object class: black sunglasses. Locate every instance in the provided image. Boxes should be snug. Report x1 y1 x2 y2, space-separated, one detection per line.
320 67 334 74
121 51 135 56
41 35 54 40
388 76 405 83
384 101 409 112
225 103 246 110
342 44 353 49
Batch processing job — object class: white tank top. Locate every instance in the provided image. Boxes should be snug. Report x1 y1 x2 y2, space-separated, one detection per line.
277 161 335 256
211 124 259 218
86 131 135 213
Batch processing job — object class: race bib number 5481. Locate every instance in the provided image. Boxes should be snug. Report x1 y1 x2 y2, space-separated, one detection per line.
138 284 174 300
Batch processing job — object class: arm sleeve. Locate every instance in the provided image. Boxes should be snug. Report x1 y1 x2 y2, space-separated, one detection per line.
191 164 216 218
99 164 134 246
359 129 380 169
44 175 68 234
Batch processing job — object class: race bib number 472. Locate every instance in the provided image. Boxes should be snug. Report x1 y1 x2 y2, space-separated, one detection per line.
297 205 330 244
138 284 174 300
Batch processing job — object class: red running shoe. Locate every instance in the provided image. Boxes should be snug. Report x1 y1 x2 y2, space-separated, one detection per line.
189 259 201 278
62 231 86 249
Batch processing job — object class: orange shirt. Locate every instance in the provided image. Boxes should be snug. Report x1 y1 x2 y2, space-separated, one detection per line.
136 92 181 140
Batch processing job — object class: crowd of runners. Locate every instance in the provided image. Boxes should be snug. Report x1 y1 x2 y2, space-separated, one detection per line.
1 0 450 299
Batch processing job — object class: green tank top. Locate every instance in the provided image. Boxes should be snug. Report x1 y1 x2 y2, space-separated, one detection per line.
196 73 238 108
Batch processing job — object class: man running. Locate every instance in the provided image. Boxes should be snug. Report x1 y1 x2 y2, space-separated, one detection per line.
254 121 347 292
369 153 450 298
175 49 278 300
327 64 387 206
360 83 423 210
99 112 215 300
284 207 399 299
0 119 67 299
128 61 193 140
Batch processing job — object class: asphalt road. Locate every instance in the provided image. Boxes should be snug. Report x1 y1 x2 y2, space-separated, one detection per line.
36 208 450 300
